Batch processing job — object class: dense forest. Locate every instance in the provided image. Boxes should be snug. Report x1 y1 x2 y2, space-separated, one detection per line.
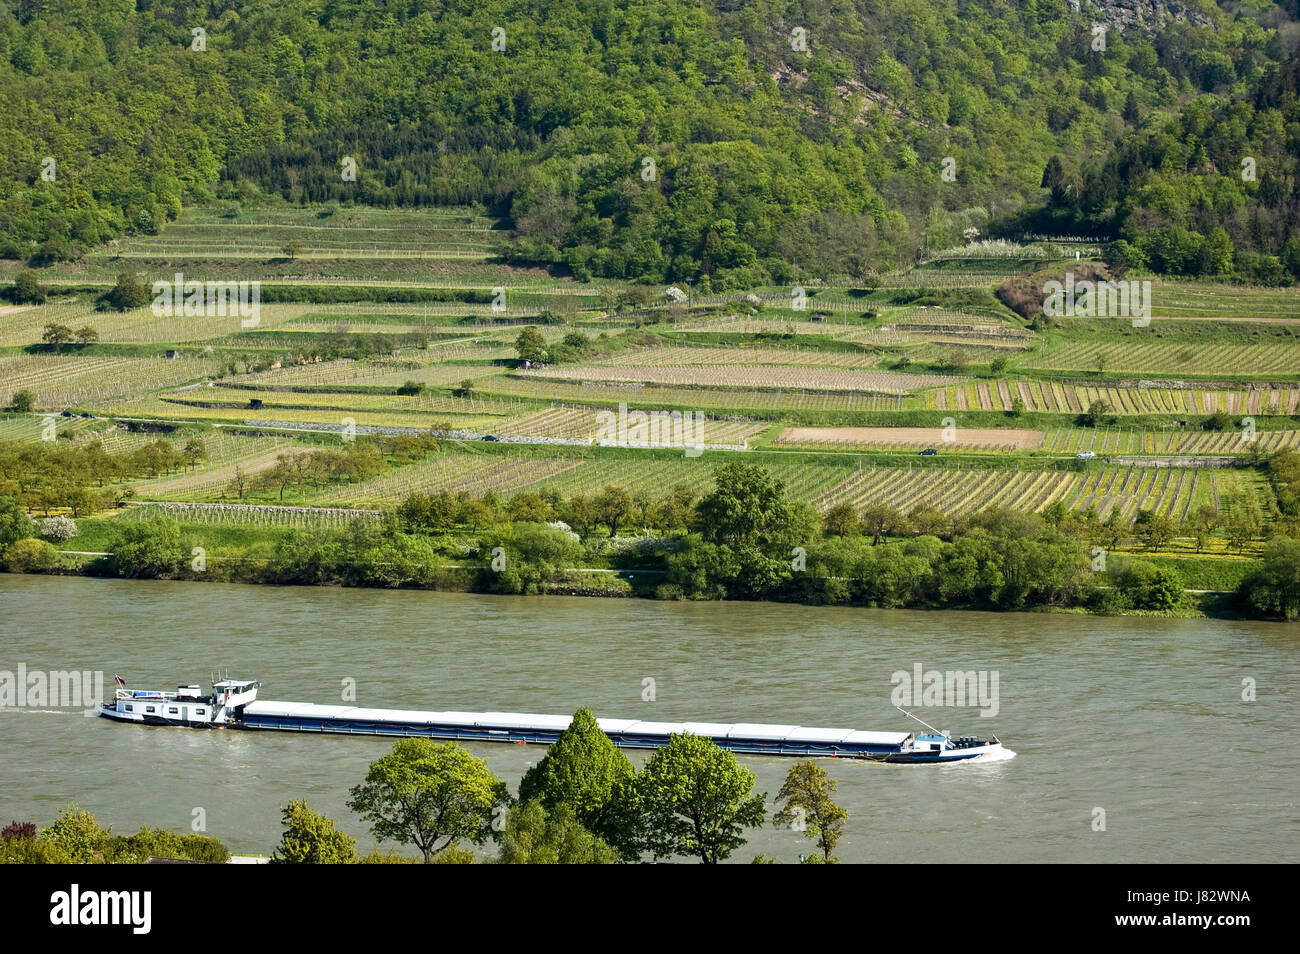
2 0 1298 285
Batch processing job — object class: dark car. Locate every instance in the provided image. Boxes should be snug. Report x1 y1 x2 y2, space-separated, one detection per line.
482 434 499 442
919 448 938 456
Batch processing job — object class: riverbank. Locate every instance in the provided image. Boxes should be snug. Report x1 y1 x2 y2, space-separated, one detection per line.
2 534 1270 622
4 456 1295 621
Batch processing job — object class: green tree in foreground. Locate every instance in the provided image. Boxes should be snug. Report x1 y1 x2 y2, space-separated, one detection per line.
0 496 35 551
2 806 228 864
517 707 638 859
635 733 766 864
1239 537 1300 620
271 799 358 864
5 537 58 572
40 805 110 863
773 760 849 862
109 515 185 578
496 801 617 864
347 739 507 863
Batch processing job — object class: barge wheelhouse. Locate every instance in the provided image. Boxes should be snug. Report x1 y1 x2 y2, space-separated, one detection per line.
99 679 261 727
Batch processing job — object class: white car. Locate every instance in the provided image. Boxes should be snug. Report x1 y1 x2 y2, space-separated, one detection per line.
1075 450 1096 459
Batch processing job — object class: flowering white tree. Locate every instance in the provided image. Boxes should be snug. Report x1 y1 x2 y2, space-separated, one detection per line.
38 516 78 542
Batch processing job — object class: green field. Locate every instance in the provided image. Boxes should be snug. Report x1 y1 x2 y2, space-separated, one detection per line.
4 206 1296 568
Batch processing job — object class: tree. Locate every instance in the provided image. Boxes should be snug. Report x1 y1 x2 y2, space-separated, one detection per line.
5 537 58 572
772 760 849 862
255 455 297 501
517 708 638 858
594 484 635 537
1191 504 1218 553
281 241 304 260
38 515 78 541
271 799 359 864
654 484 696 531
1204 410 1232 432
41 323 74 350
109 515 185 578
74 326 99 345
1222 501 1260 554
598 286 620 316
860 504 903 546
1080 400 1111 427
347 739 507 863
228 465 249 500
10 269 46 304
696 462 795 548
515 326 547 364
635 733 766 863
1042 499 1069 529
7 389 36 412
1239 537 1300 620
0 496 36 550
1123 90 1140 124
106 272 150 310
182 438 208 470
496 801 618 864
1041 155 1068 204
821 502 859 537
564 494 599 537
1114 559 1183 611
40 806 110 863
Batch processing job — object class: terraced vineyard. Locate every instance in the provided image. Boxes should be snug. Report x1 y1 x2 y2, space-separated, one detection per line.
483 375 909 412
1020 339 1300 376
491 406 765 445
593 345 881 368
158 385 522 418
811 462 1239 521
774 426 1043 451
517 365 959 394
312 451 584 505
125 501 383 528
3 206 1290 537
1040 426 1300 456
923 380 1300 415
0 354 223 407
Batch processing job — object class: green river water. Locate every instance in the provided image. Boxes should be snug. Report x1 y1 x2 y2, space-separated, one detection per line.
1 574 1296 862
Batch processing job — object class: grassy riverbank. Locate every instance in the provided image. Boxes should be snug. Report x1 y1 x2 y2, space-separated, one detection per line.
6 512 1273 621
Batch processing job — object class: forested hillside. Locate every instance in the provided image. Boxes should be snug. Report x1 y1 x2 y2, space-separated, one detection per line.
2 0 1297 285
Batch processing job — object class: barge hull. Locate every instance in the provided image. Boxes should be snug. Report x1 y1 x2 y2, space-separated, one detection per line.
238 702 913 760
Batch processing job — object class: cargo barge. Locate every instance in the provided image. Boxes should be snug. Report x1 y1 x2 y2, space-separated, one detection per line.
100 677 1014 764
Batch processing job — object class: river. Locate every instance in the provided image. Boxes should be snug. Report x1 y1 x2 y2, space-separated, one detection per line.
1 575 1296 862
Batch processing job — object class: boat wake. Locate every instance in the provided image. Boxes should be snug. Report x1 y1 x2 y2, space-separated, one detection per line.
974 746 1017 762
